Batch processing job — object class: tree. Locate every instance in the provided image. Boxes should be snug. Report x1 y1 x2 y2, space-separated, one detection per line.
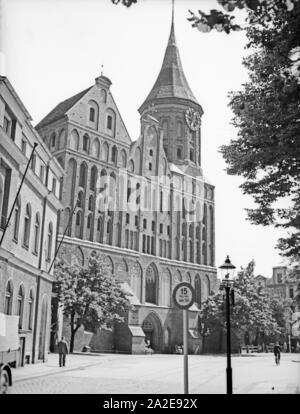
53 254 132 352
200 261 280 351
220 3 300 261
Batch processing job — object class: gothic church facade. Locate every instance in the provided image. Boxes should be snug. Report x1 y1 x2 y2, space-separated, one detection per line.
36 19 217 354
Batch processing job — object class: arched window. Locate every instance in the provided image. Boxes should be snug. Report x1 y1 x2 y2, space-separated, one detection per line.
79 162 87 187
111 145 117 164
13 195 21 241
83 134 90 153
145 264 158 305
106 109 116 136
135 147 141 173
88 100 99 129
209 206 214 266
97 216 104 243
120 149 127 168
101 142 109 162
88 195 94 211
17 284 25 329
4 280 13 315
87 213 93 241
195 275 201 308
75 211 83 239
33 213 40 254
190 150 194 162
177 147 182 160
50 132 56 150
128 160 134 173
92 138 100 158
177 120 183 137
90 166 98 191
77 191 84 208
203 204 207 265
70 129 79 151
47 222 53 261
28 289 34 330
23 203 32 248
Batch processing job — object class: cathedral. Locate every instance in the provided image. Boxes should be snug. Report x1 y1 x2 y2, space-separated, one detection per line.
36 13 217 354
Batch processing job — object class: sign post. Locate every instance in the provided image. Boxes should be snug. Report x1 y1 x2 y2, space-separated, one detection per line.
173 282 195 395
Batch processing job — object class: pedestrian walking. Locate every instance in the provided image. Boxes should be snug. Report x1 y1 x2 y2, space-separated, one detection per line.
274 342 281 365
57 336 69 367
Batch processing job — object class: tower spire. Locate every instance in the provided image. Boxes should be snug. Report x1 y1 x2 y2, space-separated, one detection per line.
169 0 176 46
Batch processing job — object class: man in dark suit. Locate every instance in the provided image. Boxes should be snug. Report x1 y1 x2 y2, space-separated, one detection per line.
57 336 69 367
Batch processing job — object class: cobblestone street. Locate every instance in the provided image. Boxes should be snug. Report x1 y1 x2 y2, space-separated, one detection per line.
9 353 300 394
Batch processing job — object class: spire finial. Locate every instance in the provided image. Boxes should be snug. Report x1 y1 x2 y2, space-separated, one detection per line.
172 0 174 26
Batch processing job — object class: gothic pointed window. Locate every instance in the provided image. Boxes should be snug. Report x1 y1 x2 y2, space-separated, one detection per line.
17 284 25 329
23 203 32 248
33 213 40 254
145 264 158 305
28 289 34 330
4 280 13 315
13 195 21 241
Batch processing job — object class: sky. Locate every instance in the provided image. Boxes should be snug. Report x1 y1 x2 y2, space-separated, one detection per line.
0 0 290 277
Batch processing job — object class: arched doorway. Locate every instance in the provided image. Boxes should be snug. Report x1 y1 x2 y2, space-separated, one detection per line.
142 312 163 352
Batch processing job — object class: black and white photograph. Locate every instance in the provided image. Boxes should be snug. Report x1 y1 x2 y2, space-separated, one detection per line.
0 0 299 397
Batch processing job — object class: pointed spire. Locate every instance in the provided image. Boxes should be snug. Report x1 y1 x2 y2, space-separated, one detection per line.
139 0 200 113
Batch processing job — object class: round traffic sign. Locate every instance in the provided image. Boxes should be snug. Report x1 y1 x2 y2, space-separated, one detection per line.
173 282 195 310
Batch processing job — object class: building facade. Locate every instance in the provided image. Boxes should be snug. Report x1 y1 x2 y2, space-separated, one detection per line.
0 76 64 364
36 18 217 353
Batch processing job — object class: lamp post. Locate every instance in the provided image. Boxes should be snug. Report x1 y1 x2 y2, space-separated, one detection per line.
219 255 236 395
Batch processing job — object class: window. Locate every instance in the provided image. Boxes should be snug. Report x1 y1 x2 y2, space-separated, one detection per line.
152 221 155 231
177 148 182 159
33 213 40 254
107 115 112 130
4 280 13 315
89 107 95 122
143 219 147 229
149 149 153 156
277 273 283 283
40 165 45 183
47 222 53 261
50 133 56 149
149 163 152 171
111 146 117 164
23 203 32 248
13 196 21 241
79 163 87 187
88 195 94 211
190 150 194 162
3 116 11 134
17 285 25 329
126 213 130 224
83 134 90 152
160 224 163 234
0 165 11 229
31 154 36 173
145 264 158 305
290 288 294 299
28 289 34 330
87 214 92 229
52 178 57 194
135 216 139 226
21 139 27 155
167 225 170 236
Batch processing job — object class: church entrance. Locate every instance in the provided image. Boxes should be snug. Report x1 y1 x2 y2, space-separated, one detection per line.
142 312 163 352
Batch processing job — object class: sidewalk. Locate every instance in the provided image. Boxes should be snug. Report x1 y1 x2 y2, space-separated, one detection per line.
13 352 105 383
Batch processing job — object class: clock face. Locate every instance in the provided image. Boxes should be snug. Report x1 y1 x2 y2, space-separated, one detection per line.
185 108 201 131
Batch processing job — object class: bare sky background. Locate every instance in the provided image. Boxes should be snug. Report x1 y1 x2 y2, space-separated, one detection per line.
0 0 290 277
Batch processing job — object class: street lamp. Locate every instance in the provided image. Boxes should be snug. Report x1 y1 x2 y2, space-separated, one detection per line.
219 255 236 395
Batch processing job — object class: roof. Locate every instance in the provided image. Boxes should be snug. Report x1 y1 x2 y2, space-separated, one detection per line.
139 19 199 112
0 76 32 121
36 86 92 129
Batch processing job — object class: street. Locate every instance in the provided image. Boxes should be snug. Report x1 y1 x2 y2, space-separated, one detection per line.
9 353 300 394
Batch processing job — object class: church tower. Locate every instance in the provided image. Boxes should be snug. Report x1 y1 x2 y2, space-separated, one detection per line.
138 6 203 176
